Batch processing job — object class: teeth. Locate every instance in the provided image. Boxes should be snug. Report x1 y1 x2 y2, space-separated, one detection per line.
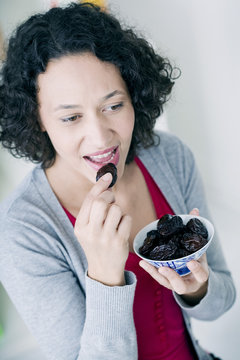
89 150 112 160
89 151 115 164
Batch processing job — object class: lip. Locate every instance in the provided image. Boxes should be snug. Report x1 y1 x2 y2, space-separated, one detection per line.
84 145 117 158
83 146 120 172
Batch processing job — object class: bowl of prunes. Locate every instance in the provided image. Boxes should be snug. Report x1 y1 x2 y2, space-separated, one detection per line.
133 214 214 276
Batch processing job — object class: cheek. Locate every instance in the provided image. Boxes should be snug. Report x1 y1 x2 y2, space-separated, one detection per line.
121 109 135 140
46 128 77 155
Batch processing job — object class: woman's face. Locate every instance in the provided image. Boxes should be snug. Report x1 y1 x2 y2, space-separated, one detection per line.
37 53 135 184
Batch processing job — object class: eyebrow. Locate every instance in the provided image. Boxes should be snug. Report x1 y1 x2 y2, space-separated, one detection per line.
54 90 126 112
101 90 125 101
54 104 81 112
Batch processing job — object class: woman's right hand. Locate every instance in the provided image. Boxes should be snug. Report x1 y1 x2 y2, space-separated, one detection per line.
74 173 132 286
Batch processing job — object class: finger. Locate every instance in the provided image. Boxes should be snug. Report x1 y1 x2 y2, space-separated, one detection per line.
104 204 123 232
117 215 132 240
91 172 113 197
89 196 114 228
139 261 172 290
198 252 207 265
77 173 113 225
189 208 199 216
99 190 115 204
157 266 186 294
187 260 209 283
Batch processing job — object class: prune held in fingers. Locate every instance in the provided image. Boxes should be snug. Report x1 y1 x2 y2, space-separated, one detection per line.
157 214 184 237
186 218 208 239
96 163 117 188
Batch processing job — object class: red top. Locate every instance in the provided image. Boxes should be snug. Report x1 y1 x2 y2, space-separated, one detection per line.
63 157 196 360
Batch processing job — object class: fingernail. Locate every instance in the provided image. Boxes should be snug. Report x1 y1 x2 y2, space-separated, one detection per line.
139 261 148 269
101 173 112 182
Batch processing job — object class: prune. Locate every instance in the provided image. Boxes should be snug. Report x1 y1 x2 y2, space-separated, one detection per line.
180 233 208 252
147 230 160 238
157 214 173 226
173 248 191 259
186 218 208 239
168 234 181 247
96 163 117 188
139 214 209 261
138 230 160 257
157 215 184 237
149 242 177 261
146 230 166 245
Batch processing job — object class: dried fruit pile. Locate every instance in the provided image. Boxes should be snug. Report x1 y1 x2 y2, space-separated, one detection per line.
139 214 208 261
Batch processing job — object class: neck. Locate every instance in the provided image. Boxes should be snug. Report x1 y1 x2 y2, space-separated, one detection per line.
45 160 137 218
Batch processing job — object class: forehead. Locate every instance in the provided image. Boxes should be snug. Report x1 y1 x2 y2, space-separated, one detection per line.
37 53 128 97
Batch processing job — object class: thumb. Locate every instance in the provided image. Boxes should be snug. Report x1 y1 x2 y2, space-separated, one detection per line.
189 208 199 216
91 172 113 196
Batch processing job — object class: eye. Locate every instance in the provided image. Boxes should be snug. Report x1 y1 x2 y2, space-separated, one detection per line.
102 102 124 113
61 114 82 123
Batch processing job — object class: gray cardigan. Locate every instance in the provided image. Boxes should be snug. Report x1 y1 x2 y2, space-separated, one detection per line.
0 131 236 360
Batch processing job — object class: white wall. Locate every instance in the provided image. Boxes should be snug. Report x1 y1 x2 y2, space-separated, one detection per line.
0 1 239 359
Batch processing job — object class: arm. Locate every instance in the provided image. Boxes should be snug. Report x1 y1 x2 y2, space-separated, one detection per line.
139 137 236 320
0 219 137 360
175 142 236 319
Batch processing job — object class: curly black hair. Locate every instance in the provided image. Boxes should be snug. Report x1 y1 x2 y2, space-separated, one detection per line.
0 2 176 168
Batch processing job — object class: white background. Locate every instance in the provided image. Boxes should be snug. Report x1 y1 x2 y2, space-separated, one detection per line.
0 1 239 359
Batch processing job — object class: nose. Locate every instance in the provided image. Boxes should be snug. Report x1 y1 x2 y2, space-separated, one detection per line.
84 113 113 148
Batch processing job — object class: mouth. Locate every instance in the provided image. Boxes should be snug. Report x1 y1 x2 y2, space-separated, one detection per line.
83 146 120 171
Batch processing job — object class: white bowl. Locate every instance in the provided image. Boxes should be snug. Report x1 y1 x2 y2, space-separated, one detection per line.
133 214 214 276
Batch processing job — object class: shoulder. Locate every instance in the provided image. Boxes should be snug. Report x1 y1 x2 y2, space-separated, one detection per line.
0 166 47 223
155 130 193 158
139 130 195 173
0 165 67 244
0 167 36 217
137 130 202 214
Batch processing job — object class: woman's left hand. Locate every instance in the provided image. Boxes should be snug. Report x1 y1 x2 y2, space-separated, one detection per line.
139 208 209 305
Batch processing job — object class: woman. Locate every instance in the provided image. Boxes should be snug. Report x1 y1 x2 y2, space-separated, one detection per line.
0 3 235 360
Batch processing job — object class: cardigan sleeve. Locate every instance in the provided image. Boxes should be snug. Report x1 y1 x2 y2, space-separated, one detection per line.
172 141 236 320
0 218 137 360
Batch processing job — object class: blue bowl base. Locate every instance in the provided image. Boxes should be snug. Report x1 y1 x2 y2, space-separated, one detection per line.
176 267 191 276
